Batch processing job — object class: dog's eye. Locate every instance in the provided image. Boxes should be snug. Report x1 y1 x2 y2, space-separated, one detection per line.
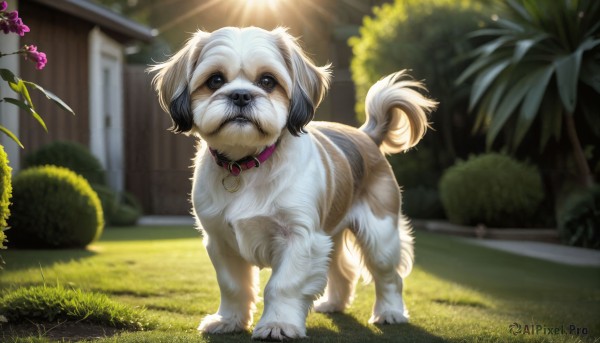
257 74 277 92
207 74 225 90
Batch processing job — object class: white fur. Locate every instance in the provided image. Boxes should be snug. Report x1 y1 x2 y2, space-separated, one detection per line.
151 27 436 340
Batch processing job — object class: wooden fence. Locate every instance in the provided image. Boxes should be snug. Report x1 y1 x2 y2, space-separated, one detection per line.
124 65 196 215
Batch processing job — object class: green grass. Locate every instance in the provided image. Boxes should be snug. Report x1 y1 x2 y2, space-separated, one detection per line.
0 285 155 330
0 226 598 342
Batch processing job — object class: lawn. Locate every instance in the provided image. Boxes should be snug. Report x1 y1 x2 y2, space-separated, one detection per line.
0 226 598 342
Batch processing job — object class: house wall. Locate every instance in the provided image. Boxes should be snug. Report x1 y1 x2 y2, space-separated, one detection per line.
124 65 196 215
18 1 92 157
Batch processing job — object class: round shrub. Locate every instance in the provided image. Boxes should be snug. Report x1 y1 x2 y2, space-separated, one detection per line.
110 191 143 226
402 187 445 220
8 166 104 248
558 186 600 250
88 185 143 227
0 145 11 254
439 154 544 227
24 141 106 185
91 184 119 224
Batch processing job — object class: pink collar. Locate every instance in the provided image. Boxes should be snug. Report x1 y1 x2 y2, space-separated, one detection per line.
209 144 277 176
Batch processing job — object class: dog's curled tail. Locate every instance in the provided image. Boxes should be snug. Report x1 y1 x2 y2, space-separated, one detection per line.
360 71 437 154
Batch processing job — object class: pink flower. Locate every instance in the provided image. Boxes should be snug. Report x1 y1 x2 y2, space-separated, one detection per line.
0 8 29 36
23 45 47 70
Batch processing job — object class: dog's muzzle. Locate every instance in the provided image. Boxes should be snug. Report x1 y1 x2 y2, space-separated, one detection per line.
230 89 253 107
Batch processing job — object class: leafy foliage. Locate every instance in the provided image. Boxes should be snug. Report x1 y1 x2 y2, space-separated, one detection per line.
349 0 491 211
402 187 445 220
0 3 74 147
92 184 119 224
91 186 142 227
350 0 486 118
388 148 445 219
349 0 489 166
0 144 11 231
0 145 11 268
0 69 74 148
439 153 544 227
23 141 143 226
24 141 106 185
0 285 155 330
456 0 600 150
8 166 103 248
110 191 143 226
558 185 600 249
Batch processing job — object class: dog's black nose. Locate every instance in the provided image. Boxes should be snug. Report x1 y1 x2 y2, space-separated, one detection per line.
230 90 252 107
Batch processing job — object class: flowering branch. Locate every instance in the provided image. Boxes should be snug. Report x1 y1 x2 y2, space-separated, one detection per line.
0 1 29 36
21 45 46 70
0 1 46 70
0 45 47 70
0 0 73 149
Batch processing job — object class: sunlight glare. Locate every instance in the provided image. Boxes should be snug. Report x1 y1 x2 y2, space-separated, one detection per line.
243 0 282 11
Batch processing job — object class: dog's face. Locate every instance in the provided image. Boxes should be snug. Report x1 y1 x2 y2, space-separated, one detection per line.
151 27 331 154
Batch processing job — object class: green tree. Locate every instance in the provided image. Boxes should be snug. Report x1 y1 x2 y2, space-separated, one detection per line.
457 0 599 188
349 0 490 166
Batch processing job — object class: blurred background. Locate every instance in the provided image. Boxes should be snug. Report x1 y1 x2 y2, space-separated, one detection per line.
1 0 598 249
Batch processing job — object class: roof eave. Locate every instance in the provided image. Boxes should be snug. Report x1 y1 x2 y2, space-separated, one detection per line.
31 0 155 43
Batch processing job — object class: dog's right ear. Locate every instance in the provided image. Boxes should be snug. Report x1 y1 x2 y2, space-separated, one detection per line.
149 31 208 133
272 28 331 136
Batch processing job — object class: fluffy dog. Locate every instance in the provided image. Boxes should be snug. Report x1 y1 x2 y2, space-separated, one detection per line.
150 26 436 340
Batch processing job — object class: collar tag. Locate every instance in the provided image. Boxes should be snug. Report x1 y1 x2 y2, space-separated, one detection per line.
222 174 241 193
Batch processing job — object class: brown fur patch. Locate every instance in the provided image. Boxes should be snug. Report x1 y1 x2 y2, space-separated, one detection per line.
309 128 354 233
309 122 401 222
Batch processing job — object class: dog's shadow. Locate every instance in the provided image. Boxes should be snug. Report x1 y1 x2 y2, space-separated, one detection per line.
199 312 446 342
308 312 447 343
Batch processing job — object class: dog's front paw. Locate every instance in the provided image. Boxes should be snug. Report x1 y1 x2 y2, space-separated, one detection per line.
252 322 306 341
198 314 249 334
314 298 345 313
368 310 409 325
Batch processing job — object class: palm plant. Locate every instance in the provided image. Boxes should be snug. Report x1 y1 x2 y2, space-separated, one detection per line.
457 0 599 187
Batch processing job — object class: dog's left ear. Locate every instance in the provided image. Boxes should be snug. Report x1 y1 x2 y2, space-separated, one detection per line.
149 31 209 134
274 28 331 136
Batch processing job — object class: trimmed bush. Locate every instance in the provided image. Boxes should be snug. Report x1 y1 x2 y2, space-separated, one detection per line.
0 145 11 232
389 147 445 219
0 145 11 263
90 185 142 227
439 154 544 227
110 191 143 226
402 187 445 220
8 166 103 248
92 184 119 224
558 186 600 250
24 141 106 185
0 229 5 254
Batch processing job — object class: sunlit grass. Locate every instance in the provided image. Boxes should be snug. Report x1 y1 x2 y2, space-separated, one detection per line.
0 227 598 342
0 285 155 330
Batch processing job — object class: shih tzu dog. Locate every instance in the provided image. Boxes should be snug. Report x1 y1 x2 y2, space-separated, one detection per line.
150 27 436 340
